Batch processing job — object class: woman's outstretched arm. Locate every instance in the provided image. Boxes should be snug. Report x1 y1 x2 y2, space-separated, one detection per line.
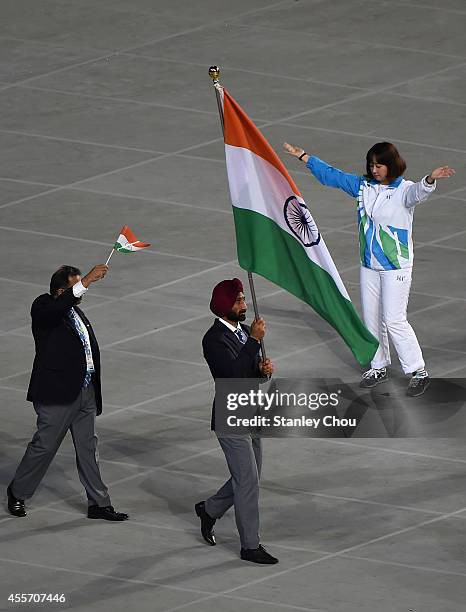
404 166 455 208
283 142 362 198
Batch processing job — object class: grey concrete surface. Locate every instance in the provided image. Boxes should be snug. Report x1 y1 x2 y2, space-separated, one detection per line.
0 0 465 611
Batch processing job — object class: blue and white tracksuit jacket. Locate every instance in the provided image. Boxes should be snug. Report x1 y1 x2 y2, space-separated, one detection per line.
306 156 436 271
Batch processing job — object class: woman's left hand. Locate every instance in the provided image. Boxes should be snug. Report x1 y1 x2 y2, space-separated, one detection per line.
429 166 456 180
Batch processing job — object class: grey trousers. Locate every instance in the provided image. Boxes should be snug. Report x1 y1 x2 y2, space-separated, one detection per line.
10 384 111 507
205 434 262 550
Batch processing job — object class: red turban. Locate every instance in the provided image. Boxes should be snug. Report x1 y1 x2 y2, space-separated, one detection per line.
210 278 244 317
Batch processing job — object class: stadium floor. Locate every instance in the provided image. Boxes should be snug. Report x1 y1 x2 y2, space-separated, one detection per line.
1 1 465 610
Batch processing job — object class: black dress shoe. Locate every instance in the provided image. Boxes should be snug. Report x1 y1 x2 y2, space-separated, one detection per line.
195 501 216 545
240 544 278 564
7 485 26 517
87 505 128 521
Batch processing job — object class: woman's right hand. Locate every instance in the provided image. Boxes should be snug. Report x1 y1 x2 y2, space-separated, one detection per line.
283 142 308 162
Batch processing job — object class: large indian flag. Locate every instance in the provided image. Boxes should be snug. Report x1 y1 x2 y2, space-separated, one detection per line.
222 89 378 366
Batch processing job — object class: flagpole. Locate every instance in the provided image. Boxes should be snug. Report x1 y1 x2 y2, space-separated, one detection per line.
105 248 115 266
208 65 268 366
209 66 224 134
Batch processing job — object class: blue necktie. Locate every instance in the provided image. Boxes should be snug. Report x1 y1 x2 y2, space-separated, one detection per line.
235 328 246 344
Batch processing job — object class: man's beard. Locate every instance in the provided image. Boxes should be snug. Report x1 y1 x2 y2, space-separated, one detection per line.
226 310 246 322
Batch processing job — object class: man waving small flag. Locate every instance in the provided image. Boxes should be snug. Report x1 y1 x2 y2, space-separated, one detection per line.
106 225 150 264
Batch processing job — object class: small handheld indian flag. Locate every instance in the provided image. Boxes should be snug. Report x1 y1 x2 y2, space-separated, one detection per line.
105 225 150 264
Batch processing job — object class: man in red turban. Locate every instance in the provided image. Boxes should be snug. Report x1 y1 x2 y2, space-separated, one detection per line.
195 278 277 564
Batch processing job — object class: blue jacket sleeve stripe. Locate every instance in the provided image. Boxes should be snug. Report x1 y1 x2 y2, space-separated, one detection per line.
306 156 362 198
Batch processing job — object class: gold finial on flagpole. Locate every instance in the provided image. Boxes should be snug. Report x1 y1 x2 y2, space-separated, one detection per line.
208 65 224 132
208 65 220 84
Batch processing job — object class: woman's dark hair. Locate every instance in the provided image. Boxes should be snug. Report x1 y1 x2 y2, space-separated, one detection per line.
365 142 406 182
50 265 81 295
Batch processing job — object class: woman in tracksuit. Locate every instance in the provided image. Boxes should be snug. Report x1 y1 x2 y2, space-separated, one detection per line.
284 141 455 396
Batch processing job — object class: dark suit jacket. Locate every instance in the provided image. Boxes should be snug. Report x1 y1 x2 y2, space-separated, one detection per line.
202 319 261 429
26 287 103 414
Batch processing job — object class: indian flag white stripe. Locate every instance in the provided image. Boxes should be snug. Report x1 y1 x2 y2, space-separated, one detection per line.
225 144 349 300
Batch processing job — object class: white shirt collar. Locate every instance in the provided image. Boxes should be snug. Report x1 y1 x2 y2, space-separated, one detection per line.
217 318 244 334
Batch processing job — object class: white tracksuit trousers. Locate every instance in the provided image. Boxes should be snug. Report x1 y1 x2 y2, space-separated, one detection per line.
360 266 425 375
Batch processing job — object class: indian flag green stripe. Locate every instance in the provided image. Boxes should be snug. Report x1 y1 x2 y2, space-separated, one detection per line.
114 241 133 253
233 207 378 365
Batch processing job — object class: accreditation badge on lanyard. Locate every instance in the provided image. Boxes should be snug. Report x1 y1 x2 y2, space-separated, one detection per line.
84 344 95 372
70 309 95 373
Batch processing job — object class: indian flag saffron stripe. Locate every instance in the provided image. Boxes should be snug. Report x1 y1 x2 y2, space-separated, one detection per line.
114 225 150 253
222 89 378 366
